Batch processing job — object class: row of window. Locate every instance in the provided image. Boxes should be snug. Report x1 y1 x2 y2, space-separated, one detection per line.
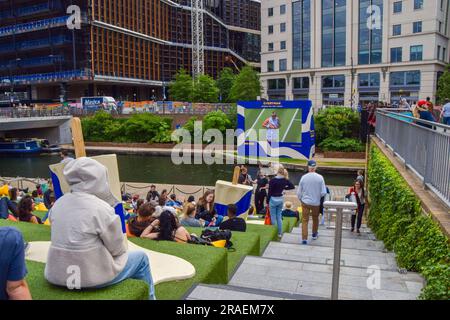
268 41 286 52
393 0 424 13
267 71 421 91
268 5 286 17
268 23 286 34
392 21 422 36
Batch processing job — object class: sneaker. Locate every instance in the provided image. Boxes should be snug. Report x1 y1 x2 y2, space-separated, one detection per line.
302 240 308 245
350 228 354 232
312 232 319 240
356 229 361 235
278 234 282 238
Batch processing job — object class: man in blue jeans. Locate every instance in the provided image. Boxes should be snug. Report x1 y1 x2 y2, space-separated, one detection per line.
297 160 327 245
0 227 32 300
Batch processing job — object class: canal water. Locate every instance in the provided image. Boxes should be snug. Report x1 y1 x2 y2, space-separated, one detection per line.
0 154 356 186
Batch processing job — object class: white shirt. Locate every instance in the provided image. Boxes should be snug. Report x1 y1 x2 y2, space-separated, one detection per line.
443 103 450 118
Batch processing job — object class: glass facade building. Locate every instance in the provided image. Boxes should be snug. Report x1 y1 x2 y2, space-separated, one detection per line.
358 0 383 65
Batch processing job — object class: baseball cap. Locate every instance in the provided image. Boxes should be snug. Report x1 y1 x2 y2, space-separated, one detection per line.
307 160 317 167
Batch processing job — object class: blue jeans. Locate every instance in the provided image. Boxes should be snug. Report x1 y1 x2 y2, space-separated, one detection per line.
97 251 156 300
269 196 284 236
444 117 450 125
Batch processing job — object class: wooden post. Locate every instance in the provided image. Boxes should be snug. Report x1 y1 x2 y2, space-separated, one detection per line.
71 117 86 158
232 166 241 185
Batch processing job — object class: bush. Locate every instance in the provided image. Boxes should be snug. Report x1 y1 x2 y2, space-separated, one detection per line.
368 145 450 299
319 137 365 152
315 107 361 143
81 112 173 143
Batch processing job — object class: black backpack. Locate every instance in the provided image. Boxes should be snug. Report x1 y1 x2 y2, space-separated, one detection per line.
200 229 234 250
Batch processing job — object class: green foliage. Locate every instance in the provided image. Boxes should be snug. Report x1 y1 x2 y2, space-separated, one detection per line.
314 107 362 152
229 65 262 102
319 137 365 152
217 67 236 103
168 69 193 102
81 112 173 143
203 110 232 133
191 74 220 103
436 64 450 104
368 145 450 300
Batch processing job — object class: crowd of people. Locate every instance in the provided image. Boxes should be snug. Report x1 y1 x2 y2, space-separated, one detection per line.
0 155 369 300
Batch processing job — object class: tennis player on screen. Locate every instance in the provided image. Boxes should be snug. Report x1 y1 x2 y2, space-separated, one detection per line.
262 111 281 143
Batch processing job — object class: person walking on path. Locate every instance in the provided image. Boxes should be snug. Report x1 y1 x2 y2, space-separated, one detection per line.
297 160 327 245
347 179 366 234
441 98 450 127
268 167 295 238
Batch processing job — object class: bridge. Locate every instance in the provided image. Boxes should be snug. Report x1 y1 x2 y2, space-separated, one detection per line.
0 107 72 144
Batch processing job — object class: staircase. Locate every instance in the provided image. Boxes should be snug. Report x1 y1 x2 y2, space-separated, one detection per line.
185 223 424 300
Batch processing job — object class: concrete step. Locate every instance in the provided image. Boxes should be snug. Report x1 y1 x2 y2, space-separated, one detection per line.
185 284 323 300
262 241 398 271
281 233 386 251
228 256 424 300
290 226 377 241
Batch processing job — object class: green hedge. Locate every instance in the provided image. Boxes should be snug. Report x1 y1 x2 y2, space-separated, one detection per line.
368 145 450 300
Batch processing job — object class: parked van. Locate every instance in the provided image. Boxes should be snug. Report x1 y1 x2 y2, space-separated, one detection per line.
81 96 118 113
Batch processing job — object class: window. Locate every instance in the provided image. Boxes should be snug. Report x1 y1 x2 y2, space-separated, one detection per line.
358 73 380 87
439 21 443 33
358 0 382 65
393 1 402 13
410 45 423 61
268 43 274 52
280 23 286 33
280 4 286 15
322 0 347 67
390 71 421 86
268 79 286 90
322 75 345 88
268 25 274 34
292 0 311 69
414 0 423 10
279 59 287 71
413 21 422 33
391 47 402 62
393 24 401 36
267 60 274 72
280 41 286 50
293 77 310 89
443 48 447 61
268 7 274 16
438 45 441 60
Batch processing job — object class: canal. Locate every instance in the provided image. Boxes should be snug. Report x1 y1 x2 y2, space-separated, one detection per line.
0 154 356 186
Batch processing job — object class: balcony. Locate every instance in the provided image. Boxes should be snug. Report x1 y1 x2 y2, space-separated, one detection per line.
0 16 70 38
0 69 91 86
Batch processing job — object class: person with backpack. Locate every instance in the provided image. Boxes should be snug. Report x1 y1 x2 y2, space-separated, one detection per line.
347 179 366 234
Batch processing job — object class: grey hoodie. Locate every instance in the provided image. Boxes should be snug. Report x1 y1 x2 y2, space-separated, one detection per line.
44 157 128 288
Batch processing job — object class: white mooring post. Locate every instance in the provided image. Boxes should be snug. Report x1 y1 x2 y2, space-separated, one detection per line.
323 201 358 300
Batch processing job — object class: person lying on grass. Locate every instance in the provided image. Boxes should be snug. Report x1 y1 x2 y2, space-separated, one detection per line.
0 227 32 300
17 196 42 224
141 210 191 243
180 203 205 228
45 157 156 300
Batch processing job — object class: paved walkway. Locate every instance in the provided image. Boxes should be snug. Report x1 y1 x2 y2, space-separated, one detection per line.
186 223 424 300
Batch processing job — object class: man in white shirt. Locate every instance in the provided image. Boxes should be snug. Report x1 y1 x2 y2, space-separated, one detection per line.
297 160 327 245
441 98 450 126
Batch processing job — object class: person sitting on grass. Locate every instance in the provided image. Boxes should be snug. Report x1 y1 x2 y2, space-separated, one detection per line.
17 196 42 224
180 203 204 228
146 185 160 205
31 190 43 204
141 210 191 243
166 194 183 210
219 204 246 232
196 190 222 227
0 227 32 300
281 201 299 219
0 188 19 219
45 157 156 300
128 202 158 237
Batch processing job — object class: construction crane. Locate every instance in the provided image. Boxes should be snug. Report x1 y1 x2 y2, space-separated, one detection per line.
191 0 205 78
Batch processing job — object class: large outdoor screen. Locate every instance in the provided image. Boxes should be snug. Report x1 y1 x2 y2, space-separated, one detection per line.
237 100 315 160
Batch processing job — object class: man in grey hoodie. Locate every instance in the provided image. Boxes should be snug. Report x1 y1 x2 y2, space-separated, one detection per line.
45 157 155 299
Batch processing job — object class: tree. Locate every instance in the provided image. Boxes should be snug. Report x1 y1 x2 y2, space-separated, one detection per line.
216 67 236 102
437 64 450 104
168 69 193 101
191 74 220 103
229 65 262 102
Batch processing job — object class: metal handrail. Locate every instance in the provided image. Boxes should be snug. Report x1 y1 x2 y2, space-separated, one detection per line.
376 108 450 130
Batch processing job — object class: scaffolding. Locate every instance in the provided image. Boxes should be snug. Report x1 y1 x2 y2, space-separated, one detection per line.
191 0 205 78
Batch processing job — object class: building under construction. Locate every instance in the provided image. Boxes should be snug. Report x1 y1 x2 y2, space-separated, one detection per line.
0 0 261 104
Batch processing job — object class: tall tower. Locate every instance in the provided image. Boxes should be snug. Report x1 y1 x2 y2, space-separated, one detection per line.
191 0 205 78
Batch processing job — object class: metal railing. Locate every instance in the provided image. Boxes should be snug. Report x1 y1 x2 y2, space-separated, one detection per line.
0 107 72 118
375 109 450 207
